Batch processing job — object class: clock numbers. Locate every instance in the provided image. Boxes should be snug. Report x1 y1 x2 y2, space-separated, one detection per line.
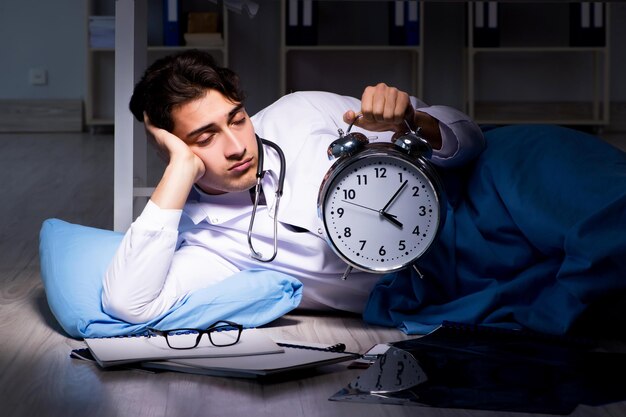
343 189 356 200
322 154 440 273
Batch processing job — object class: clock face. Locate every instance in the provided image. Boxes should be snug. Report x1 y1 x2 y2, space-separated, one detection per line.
320 152 442 273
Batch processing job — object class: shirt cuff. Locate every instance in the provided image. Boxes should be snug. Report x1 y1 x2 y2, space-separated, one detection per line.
413 105 460 160
133 199 183 232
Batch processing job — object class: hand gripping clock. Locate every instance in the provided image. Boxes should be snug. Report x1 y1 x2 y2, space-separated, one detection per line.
317 118 446 280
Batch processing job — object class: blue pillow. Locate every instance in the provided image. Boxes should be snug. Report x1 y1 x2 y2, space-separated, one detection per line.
39 219 302 339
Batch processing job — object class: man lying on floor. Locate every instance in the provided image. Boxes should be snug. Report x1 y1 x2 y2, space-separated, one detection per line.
40 49 626 338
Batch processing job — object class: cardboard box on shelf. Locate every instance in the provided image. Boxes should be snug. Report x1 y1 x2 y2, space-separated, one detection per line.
187 12 218 33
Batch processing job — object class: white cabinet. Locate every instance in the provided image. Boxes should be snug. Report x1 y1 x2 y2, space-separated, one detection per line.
465 2 610 126
279 0 423 99
86 0 229 127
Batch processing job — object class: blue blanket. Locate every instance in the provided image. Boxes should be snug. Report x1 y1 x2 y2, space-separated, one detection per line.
39 219 302 339
364 125 626 335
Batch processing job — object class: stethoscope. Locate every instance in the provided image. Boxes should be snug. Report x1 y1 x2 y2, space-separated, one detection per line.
247 134 286 262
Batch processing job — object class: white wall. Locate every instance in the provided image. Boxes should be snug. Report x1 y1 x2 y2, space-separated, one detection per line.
0 0 85 100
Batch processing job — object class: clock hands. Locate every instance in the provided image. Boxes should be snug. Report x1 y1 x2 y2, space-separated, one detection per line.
340 199 404 229
340 199 379 214
380 211 403 229
338 176 409 230
381 180 408 213
371 179 408 229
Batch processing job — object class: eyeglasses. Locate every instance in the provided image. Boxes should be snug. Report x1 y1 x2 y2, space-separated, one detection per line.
147 320 243 350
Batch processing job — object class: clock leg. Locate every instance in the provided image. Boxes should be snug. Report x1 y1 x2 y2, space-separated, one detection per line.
412 264 424 279
341 265 353 280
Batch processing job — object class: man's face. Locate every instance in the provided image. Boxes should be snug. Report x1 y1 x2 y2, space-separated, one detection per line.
170 90 258 195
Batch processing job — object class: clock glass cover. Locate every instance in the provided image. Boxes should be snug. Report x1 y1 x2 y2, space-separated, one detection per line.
321 151 441 273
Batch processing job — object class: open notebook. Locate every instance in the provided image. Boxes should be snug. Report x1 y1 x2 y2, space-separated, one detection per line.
79 330 358 377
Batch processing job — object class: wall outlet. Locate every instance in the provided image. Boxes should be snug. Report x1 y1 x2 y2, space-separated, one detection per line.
29 68 48 86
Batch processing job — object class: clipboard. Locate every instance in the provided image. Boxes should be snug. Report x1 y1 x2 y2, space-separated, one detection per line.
330 321 626 414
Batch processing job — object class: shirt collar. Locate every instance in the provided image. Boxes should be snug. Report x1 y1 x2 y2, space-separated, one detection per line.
184 185 253 225
183 145 282 225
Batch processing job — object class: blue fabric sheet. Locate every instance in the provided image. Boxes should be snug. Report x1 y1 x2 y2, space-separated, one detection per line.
364 125 626 335
39 219 302 339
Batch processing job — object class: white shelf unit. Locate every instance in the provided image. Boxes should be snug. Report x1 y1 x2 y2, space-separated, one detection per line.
465 2 610 126
279 0 423 99
86 0 229 127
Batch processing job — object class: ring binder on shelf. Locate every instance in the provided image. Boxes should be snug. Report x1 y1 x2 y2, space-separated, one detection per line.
570 2 605 47
163 0 182 46
473 1 499 47
286 0 318 46
388 0 420 46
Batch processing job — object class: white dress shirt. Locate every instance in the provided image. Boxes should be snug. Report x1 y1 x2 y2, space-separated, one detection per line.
102 91 485 323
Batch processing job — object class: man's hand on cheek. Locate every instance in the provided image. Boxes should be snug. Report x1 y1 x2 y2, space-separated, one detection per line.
144 114 206 181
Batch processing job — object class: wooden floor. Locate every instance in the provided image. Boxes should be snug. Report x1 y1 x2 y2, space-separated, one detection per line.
1 131 626 417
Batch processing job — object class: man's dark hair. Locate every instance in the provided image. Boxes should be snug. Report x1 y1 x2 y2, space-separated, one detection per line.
129 49 245 132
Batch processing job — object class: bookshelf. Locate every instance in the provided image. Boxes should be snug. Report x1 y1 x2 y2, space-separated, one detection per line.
279 0 423 99
465 2 610 126
85 0 229 128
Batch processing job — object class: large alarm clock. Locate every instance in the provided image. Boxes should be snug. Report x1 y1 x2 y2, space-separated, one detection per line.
317 121 446 279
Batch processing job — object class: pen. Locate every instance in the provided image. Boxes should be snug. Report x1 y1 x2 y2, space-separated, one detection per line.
276 342 360 356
